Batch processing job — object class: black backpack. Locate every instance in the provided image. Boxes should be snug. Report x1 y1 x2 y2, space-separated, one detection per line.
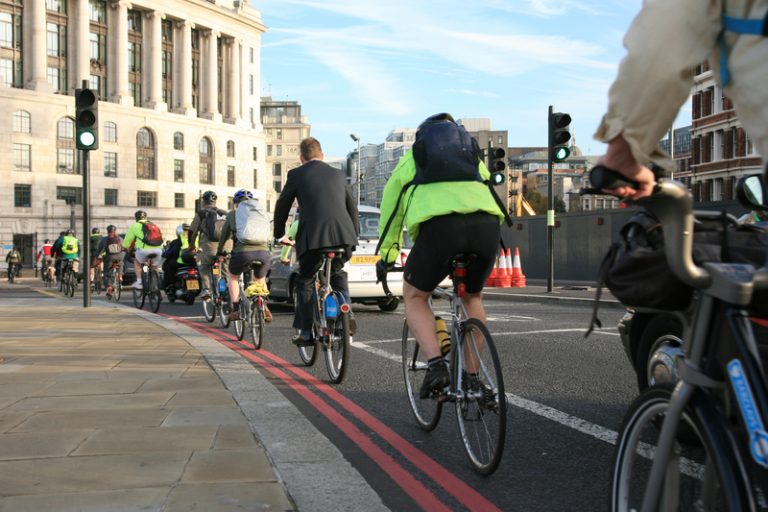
376 122 510 255
202 208 227 242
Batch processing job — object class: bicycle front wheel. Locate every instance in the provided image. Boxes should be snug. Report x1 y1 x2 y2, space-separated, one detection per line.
298 324 318 366
401 319 442 430
218 299 231 328
147 270 161 313
112 271 122 302
234 300 247 341
324 309 350 384
611 387 743 512
133 282 145 309
455 318 506 475
249 299 264 350
66 271 76 297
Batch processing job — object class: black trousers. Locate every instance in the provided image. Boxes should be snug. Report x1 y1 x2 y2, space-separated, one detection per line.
293 247 352 332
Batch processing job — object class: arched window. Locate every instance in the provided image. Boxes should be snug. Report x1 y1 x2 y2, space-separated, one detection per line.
104 121 117 142
226 140 235 158
173 131 184 150
13 111 31 133
56 117 75 174
136 128 156 180
199 137 213 184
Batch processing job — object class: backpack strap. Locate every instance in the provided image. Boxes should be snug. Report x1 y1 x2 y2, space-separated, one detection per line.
375 180 414 256
719 11 768 85
485 179 513 227
585 242 620 337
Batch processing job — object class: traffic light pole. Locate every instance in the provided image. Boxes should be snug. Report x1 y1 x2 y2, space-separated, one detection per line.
546 105 554 293
82 147 91 308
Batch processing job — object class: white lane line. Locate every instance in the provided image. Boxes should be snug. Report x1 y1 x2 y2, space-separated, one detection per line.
350 337 622 448
356 328 619 345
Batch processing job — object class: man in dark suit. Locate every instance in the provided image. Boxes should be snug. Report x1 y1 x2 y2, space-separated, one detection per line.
274 137 360 345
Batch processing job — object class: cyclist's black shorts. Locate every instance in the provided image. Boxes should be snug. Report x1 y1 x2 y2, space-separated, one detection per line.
230 250 271 277
404 212 500 294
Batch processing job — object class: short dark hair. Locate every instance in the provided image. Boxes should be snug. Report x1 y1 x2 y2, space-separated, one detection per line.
299 137 323 161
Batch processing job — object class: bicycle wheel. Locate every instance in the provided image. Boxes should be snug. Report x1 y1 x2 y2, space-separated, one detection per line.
218 299 231 328
66 271 76 298
298 324 319 366
455 318 506 475
94 268 103 295
402 319 442 431
147 270 161 313
611 387 743 512
133 274 145 309
112 270 122 302
324 305 350 384
202 293 216 322
234 299 247 341
249 298 264 350
60 270 69 296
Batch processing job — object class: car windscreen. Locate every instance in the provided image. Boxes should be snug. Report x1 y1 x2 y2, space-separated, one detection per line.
359 211 380 240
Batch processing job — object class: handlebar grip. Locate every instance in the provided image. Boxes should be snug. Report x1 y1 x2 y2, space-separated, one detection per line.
589 165 639 190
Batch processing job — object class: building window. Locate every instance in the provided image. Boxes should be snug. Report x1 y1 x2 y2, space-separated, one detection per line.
14 143 30 171
191 28 200 112
274 181 282 193
56 117 76 174
199 137 214 185
267 145 272 157
249 74 253 95
128 40 141 72
0 8 22 89
103 121 116 142
0 12 12 48
161 20 173 105
46 22 65 57
46 0 67 13
136 128 156 180
137 191 156 207
14 184 31 207
227 165 235 187
250 107 254 126
57 186 82 205
174 192 184 208
174 159 184 182
104 188 117 206
273 163 281 177
128 10 142 106
46 17 67 94
104 152 117 177
253 168 258 189
13 110 30 133
276 128 282 140
249 46 253 63
0 58 14 87
173 131 184 150
89 0 105 22
226 140 235 158
252 146 258 161
276 145 283 156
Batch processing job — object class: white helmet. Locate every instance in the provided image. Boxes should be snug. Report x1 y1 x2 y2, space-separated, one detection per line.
176 224 185 237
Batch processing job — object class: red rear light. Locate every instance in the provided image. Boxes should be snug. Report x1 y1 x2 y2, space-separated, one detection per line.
400 251 407 267
188 269 197 275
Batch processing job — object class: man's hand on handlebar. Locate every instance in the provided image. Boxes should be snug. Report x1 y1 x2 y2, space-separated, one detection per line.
597 135 656 200
375 259 394 284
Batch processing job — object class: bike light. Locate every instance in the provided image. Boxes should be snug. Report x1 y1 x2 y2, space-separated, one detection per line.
340 303 350 314
400 251 407 267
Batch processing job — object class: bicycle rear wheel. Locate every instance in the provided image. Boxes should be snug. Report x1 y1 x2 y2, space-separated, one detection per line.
133 274 145 309
402 319 442 431
234 299 247 341
66 270 76 297
611 387 743 512
324 307 350 384
249 298 264 350
93 268 103 295
111 270 122 302
147 270 161 313
455 318 506 475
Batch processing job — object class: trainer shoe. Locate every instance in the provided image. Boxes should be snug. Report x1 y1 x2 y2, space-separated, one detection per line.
264 306 273 323
291 331 315 347
228 304 240 321
419 362 450 399
132 281 143 290
200 288 211 300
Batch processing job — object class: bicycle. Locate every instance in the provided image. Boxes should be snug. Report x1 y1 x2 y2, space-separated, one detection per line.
60 259 78 298
232 260 269 349
6 263 18 284
202 257 231 327
294 248 351 384
383 254 507 475
105 258 123 302
132 254 162 313
588 167 768 511
40 261 54 288
91 259 103 295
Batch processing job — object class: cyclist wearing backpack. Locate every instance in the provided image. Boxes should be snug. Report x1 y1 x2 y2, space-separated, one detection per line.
89 227 104 284
188 190 232 300
595 0 768 198
376 113 506 399
216 189 273 322
273 137 359 346
97 225 124 292
59 229 81 276
123 210 164 289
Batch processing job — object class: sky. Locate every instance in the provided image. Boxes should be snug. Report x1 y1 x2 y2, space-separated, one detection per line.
253 0 688 159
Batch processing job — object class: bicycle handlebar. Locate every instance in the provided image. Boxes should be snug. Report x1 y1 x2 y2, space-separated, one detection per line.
379 265 403 298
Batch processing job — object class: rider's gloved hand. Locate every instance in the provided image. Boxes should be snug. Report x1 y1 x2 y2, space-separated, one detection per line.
375 259 394 284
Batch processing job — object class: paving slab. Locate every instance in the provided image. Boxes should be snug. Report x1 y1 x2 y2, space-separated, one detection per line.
181 449 279 483
164 482 294 512
0 488 170 512
72 426 218 456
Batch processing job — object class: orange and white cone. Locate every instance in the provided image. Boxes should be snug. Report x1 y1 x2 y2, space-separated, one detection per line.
498 248 512 287
486 254 500 287
510 247 526 287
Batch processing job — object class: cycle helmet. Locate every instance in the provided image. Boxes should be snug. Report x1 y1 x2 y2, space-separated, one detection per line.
176 224 185 237
233 189 254 204
92 227 100 235
66 228 75 236
417 112 455 134
107 225 117 233
44 239 50 244
202 190 217 204
135 210 147 221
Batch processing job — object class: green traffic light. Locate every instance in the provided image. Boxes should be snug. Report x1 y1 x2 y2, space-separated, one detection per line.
79 131 96 148
490 171 506 185
553 147 570 162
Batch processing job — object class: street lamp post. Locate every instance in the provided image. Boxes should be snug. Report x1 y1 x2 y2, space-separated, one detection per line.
350 133 361 205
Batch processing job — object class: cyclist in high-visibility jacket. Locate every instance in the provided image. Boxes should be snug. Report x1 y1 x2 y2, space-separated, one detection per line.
60 229 81 274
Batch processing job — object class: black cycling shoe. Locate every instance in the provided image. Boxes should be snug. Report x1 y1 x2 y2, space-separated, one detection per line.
291 332 315 347
420 362 450 399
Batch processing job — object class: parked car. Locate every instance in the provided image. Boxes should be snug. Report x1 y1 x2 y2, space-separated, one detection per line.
267 205 406 311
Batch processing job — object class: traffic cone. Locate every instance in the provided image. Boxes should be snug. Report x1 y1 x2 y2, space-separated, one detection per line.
510 247 527 287
486 254 499 287
498 248 512 287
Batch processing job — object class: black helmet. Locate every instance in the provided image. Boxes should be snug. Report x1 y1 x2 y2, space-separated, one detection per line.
202 191 217 204
66 229 75 236
92 227 100 235
44 239 50 244
135 210 147 221
417 112 455 133
107 225 116 233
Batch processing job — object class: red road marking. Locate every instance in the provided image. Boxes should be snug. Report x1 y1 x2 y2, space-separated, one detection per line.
166 314 503 512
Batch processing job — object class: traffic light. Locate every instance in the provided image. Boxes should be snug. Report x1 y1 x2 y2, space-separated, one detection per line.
548 111 571 162
488 147 506 184
75 87 98 150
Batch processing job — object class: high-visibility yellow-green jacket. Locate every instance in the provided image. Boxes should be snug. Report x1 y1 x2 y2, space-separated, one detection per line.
378 149 504 265
177 232 190 264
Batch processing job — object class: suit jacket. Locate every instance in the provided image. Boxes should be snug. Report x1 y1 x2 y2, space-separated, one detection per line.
274 159 359 259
